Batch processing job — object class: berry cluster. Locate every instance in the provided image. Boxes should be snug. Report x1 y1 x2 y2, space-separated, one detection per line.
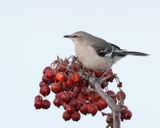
34 56 132 125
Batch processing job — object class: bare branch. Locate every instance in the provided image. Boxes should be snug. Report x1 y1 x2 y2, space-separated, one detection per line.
89 77 121 128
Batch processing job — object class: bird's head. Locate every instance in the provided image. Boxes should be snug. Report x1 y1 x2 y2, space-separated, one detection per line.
64 31 92 44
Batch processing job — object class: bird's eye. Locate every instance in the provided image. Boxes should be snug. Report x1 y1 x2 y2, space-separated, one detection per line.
72 34 78 38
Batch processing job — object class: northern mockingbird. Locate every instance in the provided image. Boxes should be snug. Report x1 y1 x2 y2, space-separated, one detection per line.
64 31 148 71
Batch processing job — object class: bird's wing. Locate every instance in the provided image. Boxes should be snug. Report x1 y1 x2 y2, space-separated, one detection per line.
109 43 121 51
109 43 127 57
96 48 112 57
88 35 127 57
92 41 127 57
90 40 113 57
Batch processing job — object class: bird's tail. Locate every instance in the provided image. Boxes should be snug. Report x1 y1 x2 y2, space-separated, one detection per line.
123 51 149 56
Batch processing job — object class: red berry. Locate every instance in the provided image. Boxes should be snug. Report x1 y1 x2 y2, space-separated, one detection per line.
75 99 85 106
106 75 115 82
73 86 82 94
96 98 108 111
42 75 49 83
78 93 89 101
63 111 71 121
67 91 74 99
80 104 88 115
65 105 75 114
106 90 117 104
69 99 77 108
44 70 55 79
116 90 126 101
117 82 123 88
43 66 52 74
57 62 68 72
55 72 67 82
71 111 81 121
59 92 70 102
53 98 62 107
39 81 46 87
71 72 81 83
79 80 88 87
34 100 43 109
39 85 50 96
87 104 98 116
85 67 92 74
124 110 132 120
106 113 113 124
64 78 74 88
93 93 101 101
104 69 113 76
74 99 85 111
42 99 51 109
94 71 104 77
103 69 114 82
88 92 95 102
72 63 80 71
106 90 115 95
51 83 62 93
121 106 132 120
35 95 43 101
121 105 128 115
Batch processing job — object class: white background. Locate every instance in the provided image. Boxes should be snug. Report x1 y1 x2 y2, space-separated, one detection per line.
0 0 159 128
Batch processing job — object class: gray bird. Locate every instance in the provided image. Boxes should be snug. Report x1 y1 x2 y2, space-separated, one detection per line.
64 31 148 71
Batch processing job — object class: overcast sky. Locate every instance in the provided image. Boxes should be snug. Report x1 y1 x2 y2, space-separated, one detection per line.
0 0 160 128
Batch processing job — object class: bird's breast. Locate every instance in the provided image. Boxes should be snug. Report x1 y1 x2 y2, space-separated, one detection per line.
75 44 114 71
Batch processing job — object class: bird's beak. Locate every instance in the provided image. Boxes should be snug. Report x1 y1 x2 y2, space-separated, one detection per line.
63 35 72 38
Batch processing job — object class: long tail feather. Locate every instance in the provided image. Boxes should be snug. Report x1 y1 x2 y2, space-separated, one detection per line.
123 51 149 56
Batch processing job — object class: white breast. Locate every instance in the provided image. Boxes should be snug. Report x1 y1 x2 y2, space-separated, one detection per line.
75 44 114 71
